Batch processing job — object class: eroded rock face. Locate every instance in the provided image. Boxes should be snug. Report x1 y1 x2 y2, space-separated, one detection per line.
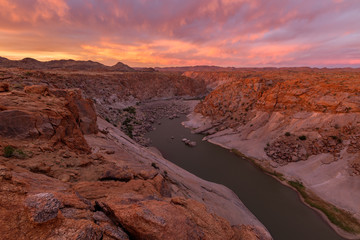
0 85 271 240
0 86 97 151
193 69 360 166
96 198 241 240
185 69 360 237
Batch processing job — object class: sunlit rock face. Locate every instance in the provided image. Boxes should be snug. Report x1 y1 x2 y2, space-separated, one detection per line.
0 84 271 240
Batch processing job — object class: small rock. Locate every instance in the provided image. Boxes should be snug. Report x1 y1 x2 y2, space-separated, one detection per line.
0 165 12 180
102 223 130 240
99 168 134 182
25 193 62 223
58 174 71 182
89 153 104 160
188 141 197 147
24 85 49 96
0 82 9 92
62 150 72 158
93 211 111 223
105 150 115 155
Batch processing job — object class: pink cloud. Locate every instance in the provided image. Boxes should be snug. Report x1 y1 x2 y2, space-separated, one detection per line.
0 0 359 67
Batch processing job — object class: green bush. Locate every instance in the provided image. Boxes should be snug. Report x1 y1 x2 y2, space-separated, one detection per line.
123 106 136 115
298 135 307 141
3 146 14 158
122 117 134 138
151 162 159 170
13 149 27 159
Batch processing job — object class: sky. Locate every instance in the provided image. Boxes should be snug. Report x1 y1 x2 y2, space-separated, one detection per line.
0 0 359 67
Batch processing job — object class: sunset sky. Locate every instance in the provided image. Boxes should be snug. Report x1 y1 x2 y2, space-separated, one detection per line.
0 0 359 67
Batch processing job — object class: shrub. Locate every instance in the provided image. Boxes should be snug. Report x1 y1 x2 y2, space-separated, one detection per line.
151 162 159 170
331 136 342 144
3 146 14 158
13 149 27 159
298 135 307 141
123 106 136 115
285 132 291 137
122 117 134 138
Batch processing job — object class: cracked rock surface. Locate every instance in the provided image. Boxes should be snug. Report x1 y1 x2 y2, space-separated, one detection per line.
0 86 271 240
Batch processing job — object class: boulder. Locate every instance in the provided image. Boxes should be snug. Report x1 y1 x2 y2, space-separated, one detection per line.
0 82 9 92
25 193 62 223
24 85 49 95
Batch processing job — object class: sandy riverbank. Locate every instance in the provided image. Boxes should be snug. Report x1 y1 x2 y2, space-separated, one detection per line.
183 111 360 240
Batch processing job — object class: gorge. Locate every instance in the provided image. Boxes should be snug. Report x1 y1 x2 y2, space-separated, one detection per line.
0 58 360 239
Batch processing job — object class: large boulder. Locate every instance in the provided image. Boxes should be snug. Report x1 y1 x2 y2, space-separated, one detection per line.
0 86 98 151
25 193 62 223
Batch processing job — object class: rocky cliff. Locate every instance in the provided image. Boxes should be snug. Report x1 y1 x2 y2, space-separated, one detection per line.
0 84 271 239
0 67 208 145
184 69 360 238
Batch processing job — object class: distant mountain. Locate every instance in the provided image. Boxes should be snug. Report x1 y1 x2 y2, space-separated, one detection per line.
133 67 157 72
155 65 238 72
110 62 136 72
0 57 136 72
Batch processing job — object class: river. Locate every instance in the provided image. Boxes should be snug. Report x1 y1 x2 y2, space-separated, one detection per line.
146 115 344 240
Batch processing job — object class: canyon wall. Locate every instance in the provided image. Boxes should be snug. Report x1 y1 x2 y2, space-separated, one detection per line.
0 84 271 239
184 69 360 237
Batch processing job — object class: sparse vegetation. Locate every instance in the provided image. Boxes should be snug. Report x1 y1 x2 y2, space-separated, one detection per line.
3 146 14 158
330 135 342 144
123 106 136 115
151 162 159 170
288 180 360 234
12 149 27 159
232 149 285 181
298 135 307 141
122 117 134 138
24 71 32 77
3 146 27 159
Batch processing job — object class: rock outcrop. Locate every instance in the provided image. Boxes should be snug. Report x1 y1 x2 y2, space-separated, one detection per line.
0 85 95 151
184 68 360 238
0 85 271 239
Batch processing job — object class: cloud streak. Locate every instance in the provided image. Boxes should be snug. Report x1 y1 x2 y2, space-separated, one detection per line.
0 0 359 67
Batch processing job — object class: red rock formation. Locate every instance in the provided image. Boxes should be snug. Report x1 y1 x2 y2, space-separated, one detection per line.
0 85 270 240
0 85 96 151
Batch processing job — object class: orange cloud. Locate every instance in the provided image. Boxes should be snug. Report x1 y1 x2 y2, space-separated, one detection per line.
0 0 359 67
0 0 69 24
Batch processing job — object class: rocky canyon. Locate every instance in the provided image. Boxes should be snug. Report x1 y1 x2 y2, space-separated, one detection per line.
1 58 360 239
0 58 271 240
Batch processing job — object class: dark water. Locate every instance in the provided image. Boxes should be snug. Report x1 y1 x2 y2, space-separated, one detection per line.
146 116 344 240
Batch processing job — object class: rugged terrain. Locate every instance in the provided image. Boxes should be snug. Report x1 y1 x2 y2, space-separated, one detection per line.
184 68 360 238
0 83 271 239
0 64 208 144
0 57 136 72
